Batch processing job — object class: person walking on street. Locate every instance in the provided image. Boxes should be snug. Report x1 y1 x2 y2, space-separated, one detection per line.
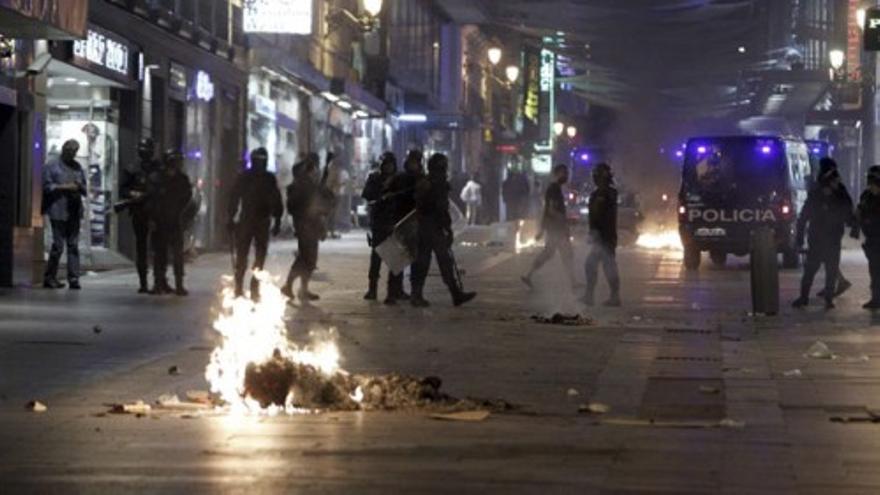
521 164 576 290
228 148 284 300
583 162 621 307
151 149 193 296
460 175 483 225
119 137 162 293
361 152 406 304
42 139 86 289
282 154 327 303
410 153 477 308
857 166 880 309
792 168 855 310
321 152 343 239
816 157 854 299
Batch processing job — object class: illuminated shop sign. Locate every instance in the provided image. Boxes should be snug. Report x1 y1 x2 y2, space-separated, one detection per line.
865 7 880 51
243 0 313 34
71 27 132 78
195 71 215 102
535 49 556 151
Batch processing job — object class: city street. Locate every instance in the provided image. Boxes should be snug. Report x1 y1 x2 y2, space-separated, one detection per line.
3 229 880 494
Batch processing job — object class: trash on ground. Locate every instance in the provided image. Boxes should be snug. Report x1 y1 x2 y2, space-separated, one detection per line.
109 400 151 415
566 388 580 397
185 390 211 404
601 417 744 429
783 369 803 378
429 410 490 422
805 341 835 360
25 400 47 412
155 394 210 411
530 313 595 326
167 365 181 376
719 418 746 429
92 325 102 334
842 354 870 363
578 403 610 415
699 386 721 395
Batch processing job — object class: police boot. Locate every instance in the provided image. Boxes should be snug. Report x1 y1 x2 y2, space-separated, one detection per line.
791 296 809 308
452 290 477 307
150 279 172 295
410 287 430 308
364 279 378 301
174 276 188 297
864 290 880 310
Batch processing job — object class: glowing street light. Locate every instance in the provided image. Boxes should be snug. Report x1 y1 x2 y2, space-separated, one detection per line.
858 8 867 32
505 65 520 83
363 0 383 17
553 122 565 136
829 49 845 71
566 126 577 139
488 47 502 66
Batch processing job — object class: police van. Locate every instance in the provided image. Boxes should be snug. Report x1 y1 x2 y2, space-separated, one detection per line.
678 136 811 270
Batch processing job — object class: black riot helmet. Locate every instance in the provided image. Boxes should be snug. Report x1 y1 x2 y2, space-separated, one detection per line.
427 153 448 177
250 147 269 172
163 148 184 171
137 137 155 161
404 149 424 174
379 151 397 175
592 162 614 186
868 165 880 187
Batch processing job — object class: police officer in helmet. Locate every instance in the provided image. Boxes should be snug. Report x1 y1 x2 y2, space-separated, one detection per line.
151 148 193 296
119 137 162 293
361 151 406 304
583 162 621 307
410 153 476 308
857 166 880 309
228 147 284 300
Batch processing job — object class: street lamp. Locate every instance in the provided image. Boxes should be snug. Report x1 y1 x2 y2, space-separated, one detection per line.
858 8 867 32
363 0 383 17
327 0 383 34
488 47 502 66
554 122 565 136
830 49 845 72
566 126 577 139
505 65 520 84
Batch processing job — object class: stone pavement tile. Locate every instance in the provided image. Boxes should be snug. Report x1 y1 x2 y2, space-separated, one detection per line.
724 403 784 426
777 381 820 408
724 385 780 404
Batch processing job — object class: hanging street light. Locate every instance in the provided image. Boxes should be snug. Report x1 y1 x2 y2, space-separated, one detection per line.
488 46 502 66
505 65 520 84
566 126 577 139
829 49 845 72
553 122 565 136
363 0 384 17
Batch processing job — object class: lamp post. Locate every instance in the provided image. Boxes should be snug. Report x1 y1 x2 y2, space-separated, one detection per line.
566 126 577 139
326 0 384 34
505 65 520 84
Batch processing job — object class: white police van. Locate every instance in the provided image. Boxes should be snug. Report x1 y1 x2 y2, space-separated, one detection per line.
678 136 811 270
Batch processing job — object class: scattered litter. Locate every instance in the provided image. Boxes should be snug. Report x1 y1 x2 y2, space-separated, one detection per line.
426 348 440 354
530 313 594 326
429 410 490 422
805 341 835 360
722 367 756 374
783 369 803 378
167 365 181 376
185 390 211 404
578 403 610 414
632 316 643 322
566 388 580 397
109 400 151 415
92 325 102 334
601 417 744 429
25 400 47 413
719 418 746 429
699 386 721 395
842 354 870 363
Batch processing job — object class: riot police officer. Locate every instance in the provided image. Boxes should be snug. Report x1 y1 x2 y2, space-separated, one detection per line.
151 149 193 296
792 168 855 310
858 166 880 309
583 162 621 307
228 148 283 300
361 152 405 304
119 137 162 293
410 153 476 308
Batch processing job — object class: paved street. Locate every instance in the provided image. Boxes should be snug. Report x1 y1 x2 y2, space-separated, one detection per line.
3 228 880 494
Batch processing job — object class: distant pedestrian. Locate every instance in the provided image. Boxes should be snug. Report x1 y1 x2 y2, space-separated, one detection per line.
151 149 193 296
503 171 530 221
816 158 853 299
857 166 880 309
792 168 855 310
228 148 284 300
583 162 620 307
410 153 477 308
321 152 344 239
521 164 576 290
42 139 86 290
361 152 406 304
460 175 483 225
282 154 327 303
119 137 162 293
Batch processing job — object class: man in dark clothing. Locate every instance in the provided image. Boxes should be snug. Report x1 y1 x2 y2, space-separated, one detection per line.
503 171 530 220
793 168 855 310
521 165 575 290
282 155 327 303
583 162 620 307
857 166 880 309
362 152 405 304
816 157 854 299
228 148 284 300
151 149 193 296
410 153 477 308
42 139 87 289
119 137 162 293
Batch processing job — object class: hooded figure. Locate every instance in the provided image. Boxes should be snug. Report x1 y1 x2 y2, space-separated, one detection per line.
814 157 854 299
857 165 880 309
228 147 284 300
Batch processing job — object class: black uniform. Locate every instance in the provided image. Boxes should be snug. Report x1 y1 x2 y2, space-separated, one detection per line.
152 170 193 291
859 189 880 302
284 174 326 291
795 185 854 305
362 169 403 299
119 158 162 290
229 169 283 297
410 173 467 304
584 185 620 303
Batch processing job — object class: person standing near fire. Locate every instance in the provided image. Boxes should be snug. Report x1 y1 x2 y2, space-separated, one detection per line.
228 148 284 300
857 166 880 310
521 164 576 291
119 137 162 294
282 153 327 303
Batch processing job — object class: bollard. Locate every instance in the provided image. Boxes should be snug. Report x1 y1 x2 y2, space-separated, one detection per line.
750 227 779 316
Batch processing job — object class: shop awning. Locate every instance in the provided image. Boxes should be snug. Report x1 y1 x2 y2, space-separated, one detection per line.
330 78 386 117
0 0 88 39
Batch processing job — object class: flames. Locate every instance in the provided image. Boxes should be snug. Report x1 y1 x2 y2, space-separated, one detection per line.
636 229 683 251
204 270 351 415
515 220 541 253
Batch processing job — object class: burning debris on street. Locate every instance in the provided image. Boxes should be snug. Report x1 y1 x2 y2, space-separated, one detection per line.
205 270 511 415
635 229 683 251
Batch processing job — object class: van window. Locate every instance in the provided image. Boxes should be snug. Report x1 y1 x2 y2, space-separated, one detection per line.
683 137 787 204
